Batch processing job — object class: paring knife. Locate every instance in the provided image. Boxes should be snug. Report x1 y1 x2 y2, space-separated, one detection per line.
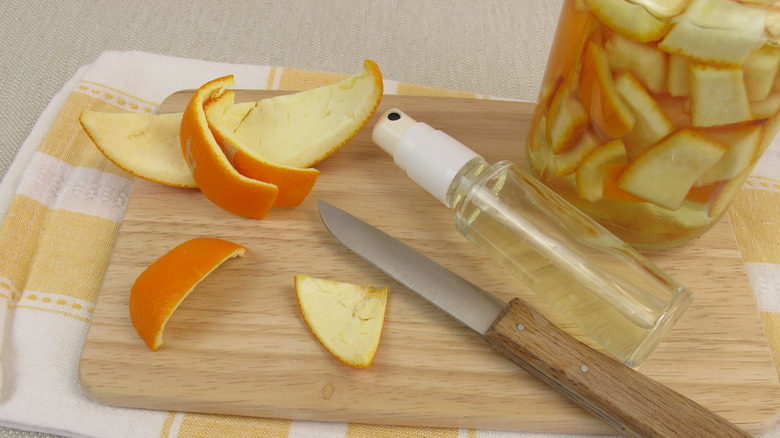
317 199 749 438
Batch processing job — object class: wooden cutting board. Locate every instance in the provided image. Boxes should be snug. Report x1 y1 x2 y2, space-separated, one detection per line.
80 91 780 435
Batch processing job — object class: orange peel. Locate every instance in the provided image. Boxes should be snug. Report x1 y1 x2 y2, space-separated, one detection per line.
82 60 384 217
578 41 635 139
202 59 382 208
129 237 247 351
220 59 384 169
180 75 279 219
294 275 388 368
602 164 645 203
79 111 196 188
204 90 319 207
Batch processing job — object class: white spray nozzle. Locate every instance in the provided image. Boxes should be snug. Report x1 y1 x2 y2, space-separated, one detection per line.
371 108 481 205
372 109 418 156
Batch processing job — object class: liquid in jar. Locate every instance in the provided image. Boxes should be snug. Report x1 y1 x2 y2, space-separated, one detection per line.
527 0 780 248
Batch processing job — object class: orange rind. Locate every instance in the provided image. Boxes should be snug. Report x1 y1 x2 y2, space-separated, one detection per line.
605 33 667 95
204 90 319 207
579 41 635 139
659 0 767 67
613 72 675 160
80 111 196 188
221 60 383 169
695 125 762 185
180 75 280 219
294 275 388 368
82 61 383 217
129 237 247 351
203 60 382 208
583 0 672 43
575 139 628 202
546 84 589 153
602 163 645 203
618 129 726 209
552 128 603 176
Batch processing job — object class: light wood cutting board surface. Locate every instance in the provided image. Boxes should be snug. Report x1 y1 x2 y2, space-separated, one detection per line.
80 91 780 434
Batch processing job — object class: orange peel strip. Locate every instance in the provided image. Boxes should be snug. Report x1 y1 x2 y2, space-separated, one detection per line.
204 90 320 207
180 75 279 219
129 237 247 351
79 111 197 188
578 41 635 139
299 59 384 167
294 275 387 368
222 60 384 169
602 164 644 203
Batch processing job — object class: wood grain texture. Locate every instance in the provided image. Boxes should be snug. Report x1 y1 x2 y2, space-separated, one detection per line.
79 91 780 434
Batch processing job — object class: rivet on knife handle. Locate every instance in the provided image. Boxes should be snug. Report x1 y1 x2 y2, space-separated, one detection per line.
485 298 750 438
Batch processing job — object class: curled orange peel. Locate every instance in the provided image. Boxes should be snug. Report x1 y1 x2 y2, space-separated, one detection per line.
180 75 279 219
129 237 247 351
204 90 319 207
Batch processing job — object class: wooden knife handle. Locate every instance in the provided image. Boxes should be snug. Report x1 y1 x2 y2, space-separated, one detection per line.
484 298 750 438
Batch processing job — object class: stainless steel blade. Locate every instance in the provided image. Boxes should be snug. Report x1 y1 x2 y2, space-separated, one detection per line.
318 199 504 335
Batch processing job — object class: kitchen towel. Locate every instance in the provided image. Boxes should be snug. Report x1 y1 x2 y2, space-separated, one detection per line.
0 50 778 438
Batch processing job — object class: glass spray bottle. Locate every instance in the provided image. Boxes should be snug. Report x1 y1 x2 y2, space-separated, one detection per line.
372 109 692 367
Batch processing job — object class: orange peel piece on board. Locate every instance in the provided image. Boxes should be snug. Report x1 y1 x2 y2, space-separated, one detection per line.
129 237 247 351
82 61 383 216
204 60 382 207
180 75 279 219
204 90 319 207
79 111 196 188
219 59 384 169
294 275 388 368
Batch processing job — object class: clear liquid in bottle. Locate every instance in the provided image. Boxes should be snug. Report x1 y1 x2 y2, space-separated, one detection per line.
449 160 691 365
372 108 693 366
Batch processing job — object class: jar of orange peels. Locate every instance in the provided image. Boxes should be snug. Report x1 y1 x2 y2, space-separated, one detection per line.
527 0 780 249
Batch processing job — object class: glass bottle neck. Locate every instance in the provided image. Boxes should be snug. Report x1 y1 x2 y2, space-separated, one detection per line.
445 157 491 210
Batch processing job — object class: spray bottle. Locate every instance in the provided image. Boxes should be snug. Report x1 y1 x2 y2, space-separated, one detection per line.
372 108 692 367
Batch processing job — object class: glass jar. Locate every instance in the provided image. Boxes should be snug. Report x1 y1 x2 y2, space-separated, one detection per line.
527 0 780 249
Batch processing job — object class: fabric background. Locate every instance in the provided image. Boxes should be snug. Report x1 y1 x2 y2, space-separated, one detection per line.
1 1 779 438
0 0 560 180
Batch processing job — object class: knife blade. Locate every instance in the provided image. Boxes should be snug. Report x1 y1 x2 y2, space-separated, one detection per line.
317 199 749 438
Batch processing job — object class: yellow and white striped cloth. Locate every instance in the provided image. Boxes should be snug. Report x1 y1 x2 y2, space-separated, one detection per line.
0 50 778 438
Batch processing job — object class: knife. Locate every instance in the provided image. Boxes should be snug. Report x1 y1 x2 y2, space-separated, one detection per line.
317 199 750 438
